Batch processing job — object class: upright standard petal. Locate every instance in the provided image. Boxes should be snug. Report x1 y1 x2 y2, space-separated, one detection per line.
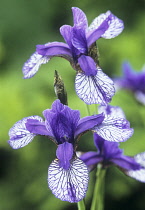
125 152 145 182
22 52 50 79
88 11 124 39
72 7 88 29
43 100 80 144
93 116 134 142
48 158 89 203
8 116 43 149
75 67 115 105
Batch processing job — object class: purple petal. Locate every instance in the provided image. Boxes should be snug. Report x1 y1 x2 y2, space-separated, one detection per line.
98 105 126 119
60 25 73 48
72 27 88 54
87 17 109 47
78 55 97 76
112 156 141 170
88 11 124 40
8 116 43 149
75 113 104 138
94 116 134 142
56 142 73 170
48 158 89 203
36 42 72 64
125 152 145 182
80 151 103 168
75 67 115 105
26 118 53 137
22 52 50 79
43 100 80 144
72 7 88 29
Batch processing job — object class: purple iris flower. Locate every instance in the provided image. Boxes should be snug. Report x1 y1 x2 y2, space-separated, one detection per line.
79 105 145 182
115 62 145 105
8 100 133 202
80 133 145 183
23 7 124 105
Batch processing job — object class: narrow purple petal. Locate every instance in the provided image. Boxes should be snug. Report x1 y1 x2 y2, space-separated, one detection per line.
72 7 88 29
125 152 145 182
88 11 124 40
36 42 72 59
87 17 109 47
26 119 52 136
80 151 103 168
56 142 73 170
60 25 73 48
78 55 97 76
22 52 50 79
75 68 115 105
112 156 141 170
72 27 88 54
48 158 89 202
94 116 134 142
75 113 104 138
8 116 43 149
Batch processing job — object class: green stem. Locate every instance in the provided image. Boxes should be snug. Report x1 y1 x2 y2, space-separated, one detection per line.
91 164 106 210
77 199 86 210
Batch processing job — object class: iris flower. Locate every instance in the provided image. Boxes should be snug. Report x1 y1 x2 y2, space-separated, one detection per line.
115 62 145 105
23 7 124 105
80 105 145 183
8 100 133 202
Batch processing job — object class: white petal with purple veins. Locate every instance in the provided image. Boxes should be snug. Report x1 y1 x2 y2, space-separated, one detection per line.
94 116 134 142
48 158 89 203
88 11 124 39
75 68 115 105
8 116 43 149
98 105 126 119
126 152 145 182
22 52 50 79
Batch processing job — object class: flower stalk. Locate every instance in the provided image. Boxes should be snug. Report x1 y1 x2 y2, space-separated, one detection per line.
91 164 106 210
77 199 86 210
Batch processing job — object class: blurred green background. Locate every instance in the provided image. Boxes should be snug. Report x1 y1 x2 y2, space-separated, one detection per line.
1 0 145 209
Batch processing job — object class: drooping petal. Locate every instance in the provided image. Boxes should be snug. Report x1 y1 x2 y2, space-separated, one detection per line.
48 158 89 203
22 52 50 79
75 113 104 138
78 55 97 76
93 116 134 142
56 142 74 170
75 68 115 105
72 7 88 29
88 11 124 40
36 42 72 59
8 116 43 149
98 104 126 118
125 152 145 182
